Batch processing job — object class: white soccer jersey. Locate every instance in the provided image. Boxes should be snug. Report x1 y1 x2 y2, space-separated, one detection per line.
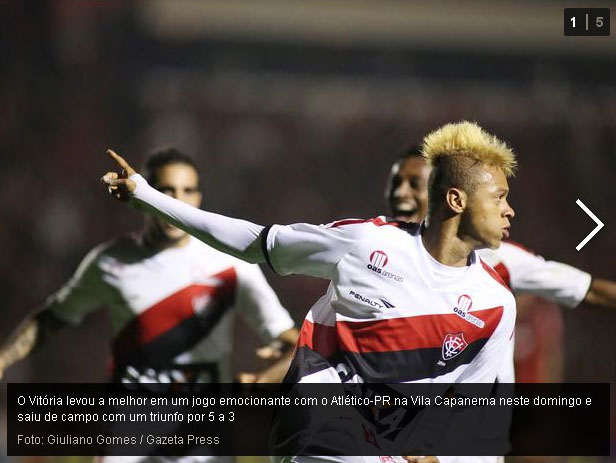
47 235 294 382
263 218 516 385
477 241 591 383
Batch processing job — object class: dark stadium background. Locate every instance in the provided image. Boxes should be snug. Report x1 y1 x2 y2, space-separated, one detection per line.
1 1 615 462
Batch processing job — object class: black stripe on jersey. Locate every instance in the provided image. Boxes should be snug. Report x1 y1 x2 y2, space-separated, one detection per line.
395 220 422 234
287 337 489 383
260 225 279 275
283 345 336 383
113 291 235 371
343 337 489 382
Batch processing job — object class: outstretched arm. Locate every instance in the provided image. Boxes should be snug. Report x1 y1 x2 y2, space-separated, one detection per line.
491 243 616 313
103 149 367 280
101 150 265 264
0 311 68 380
584 278 616 311
0 319 38 380
2 241 116 380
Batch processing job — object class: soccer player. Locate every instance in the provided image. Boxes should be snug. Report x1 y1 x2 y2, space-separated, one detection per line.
101 121 517 459
0 147 298 385
385 147 616 382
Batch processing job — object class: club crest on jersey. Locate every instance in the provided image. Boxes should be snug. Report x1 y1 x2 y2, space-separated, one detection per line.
442 332 468 361
367 250 403 282
452 294 485 328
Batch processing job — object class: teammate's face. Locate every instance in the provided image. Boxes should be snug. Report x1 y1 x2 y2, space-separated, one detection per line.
461 166 515 249
386 157 431 223
150 163 202 241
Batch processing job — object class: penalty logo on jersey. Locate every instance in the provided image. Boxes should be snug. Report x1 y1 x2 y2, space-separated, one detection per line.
452 294 485 328
442 332 468 360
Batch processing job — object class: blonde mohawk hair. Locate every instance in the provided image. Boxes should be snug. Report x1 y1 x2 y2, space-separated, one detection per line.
422 121 516 176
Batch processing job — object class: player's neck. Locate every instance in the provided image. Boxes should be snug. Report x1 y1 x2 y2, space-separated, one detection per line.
422 217 474 267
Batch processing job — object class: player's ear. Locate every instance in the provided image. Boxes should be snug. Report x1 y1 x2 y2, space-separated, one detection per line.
196 191 203 207
445 187 466 214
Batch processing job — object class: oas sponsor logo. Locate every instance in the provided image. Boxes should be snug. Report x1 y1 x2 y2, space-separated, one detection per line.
457 294 472 312
452 294 485 328
441 332 468 361
369 250 389 268
367 250 403 282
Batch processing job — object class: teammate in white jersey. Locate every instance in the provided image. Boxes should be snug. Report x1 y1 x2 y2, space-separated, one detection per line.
384 148 616 382
0 147 298 385
101 121 517 459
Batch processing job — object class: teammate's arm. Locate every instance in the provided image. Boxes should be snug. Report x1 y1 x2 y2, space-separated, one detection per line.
234 262 299 383
495 242 616 311
255 327 300 360
0 310 78 379
237 329 298 383
0 319 38 379
583 278 616 311
0 245 108 379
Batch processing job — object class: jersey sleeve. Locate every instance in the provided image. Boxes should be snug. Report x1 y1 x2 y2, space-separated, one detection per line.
131 174 265 263
263 219 372 279
234 262 295 343
46 244 111 325
496 242 592 308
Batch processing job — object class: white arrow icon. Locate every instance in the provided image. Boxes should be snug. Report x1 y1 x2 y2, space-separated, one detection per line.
575 199 604 251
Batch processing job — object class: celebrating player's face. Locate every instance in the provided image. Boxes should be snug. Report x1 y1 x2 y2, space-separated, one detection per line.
386 157 430 223
150 163 202 241
461 165 514 249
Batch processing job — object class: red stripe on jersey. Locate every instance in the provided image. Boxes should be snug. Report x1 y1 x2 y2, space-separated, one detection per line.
298 319 337 357
480 259 511 292
328 217 400 229
336 307 503 354
114 267 237 349
371 217 399 227
493 262 511 289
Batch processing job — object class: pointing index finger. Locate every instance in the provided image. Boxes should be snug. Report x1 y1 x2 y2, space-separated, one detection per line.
106 149 127 168
106 149 135 176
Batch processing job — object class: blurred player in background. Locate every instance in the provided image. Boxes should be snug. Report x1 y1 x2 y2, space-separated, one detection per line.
385 146 616 382
101 121 517 462
0 147 298 386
